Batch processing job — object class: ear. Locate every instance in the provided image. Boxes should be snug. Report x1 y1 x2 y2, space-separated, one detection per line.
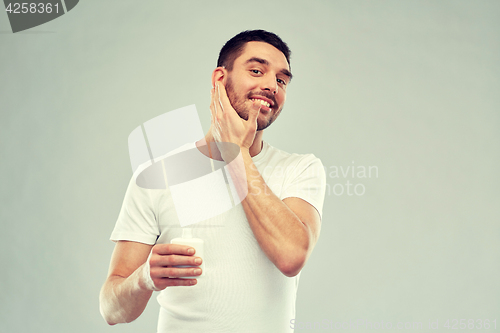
211 67 228 88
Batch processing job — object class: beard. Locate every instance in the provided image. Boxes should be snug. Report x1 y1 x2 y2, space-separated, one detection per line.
225 77 282 131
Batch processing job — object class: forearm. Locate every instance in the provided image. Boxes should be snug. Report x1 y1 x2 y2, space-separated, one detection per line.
228 149 313 276
99 262 153 325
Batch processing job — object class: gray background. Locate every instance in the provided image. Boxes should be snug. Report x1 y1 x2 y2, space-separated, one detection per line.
1 1 498 332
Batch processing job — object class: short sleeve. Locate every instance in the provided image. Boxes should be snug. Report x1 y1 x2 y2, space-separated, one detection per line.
281 155 326 219
110 175 160 245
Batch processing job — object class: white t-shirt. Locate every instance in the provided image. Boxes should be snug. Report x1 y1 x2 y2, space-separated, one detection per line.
110 141 326 333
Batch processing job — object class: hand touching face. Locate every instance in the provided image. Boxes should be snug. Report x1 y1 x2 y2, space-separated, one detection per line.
213 41 292 132
210 81 261 151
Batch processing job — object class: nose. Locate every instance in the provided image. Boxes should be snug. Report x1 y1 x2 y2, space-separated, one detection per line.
261 75 277 95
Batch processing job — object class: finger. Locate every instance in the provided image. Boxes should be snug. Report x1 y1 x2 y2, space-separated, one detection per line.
211 84 224 142
210 98 222 142
209 88 217 123
213 83 224 122
214 96 221 119
215 82 224 115
248 100 261 125
154 277 197 288
150 254 202 268
217 81 234 115
153 243 195 256
209 87 214 110
213 121 222 142
151 266 202 279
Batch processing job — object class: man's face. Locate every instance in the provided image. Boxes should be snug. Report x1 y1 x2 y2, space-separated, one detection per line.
224 41 292 131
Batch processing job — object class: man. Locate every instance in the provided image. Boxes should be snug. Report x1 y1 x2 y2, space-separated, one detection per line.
99 30 326 332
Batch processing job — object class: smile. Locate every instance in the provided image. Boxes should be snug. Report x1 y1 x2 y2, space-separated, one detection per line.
250 98 271 108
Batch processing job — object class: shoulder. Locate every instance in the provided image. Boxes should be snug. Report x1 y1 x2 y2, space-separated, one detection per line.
265 142 324 171
257 142 325 182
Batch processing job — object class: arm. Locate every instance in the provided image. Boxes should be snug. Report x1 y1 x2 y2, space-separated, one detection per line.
99 241 202 325
229 150 321 277
99 241 153 325
211 82 322 277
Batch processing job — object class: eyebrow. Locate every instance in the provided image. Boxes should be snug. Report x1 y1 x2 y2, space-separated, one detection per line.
245 57 293 81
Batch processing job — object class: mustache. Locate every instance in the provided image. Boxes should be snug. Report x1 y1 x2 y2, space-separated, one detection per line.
247 91 277 107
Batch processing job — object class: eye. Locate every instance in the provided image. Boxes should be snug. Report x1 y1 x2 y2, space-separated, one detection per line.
277 78 287 86
251 69 262 75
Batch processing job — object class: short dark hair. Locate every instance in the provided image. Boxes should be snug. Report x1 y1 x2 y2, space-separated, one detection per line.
217 30 291 71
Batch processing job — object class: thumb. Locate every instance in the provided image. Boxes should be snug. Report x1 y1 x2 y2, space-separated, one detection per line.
248 100 261 125
140 251 161 291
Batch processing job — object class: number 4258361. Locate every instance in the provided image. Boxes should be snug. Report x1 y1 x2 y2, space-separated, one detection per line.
5 3 59 14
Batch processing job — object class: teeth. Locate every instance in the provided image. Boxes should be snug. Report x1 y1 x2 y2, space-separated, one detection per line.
251 99 271 108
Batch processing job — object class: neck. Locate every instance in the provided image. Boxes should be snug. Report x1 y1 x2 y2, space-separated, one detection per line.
197 128 264 158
